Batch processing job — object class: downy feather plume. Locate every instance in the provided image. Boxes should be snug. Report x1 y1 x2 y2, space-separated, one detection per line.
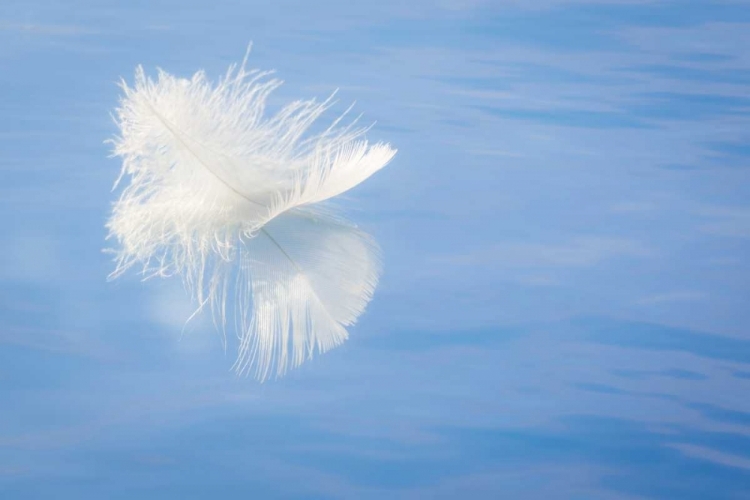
106 49 396 380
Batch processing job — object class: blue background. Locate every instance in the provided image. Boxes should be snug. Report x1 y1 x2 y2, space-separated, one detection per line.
1 0 750 498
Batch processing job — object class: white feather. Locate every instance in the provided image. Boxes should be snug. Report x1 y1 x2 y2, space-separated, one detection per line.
106 49 395 379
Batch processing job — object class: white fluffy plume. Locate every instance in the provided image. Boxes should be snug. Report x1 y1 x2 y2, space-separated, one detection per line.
105 49 396 380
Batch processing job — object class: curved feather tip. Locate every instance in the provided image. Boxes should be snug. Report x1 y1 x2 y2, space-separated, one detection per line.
105 50 396 380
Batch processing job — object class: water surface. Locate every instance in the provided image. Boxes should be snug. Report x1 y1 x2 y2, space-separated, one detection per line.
1 1 749 498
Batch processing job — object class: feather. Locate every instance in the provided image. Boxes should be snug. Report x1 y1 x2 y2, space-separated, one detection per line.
105 48 395 379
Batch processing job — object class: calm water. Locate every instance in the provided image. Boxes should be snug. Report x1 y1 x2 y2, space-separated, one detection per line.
1 1 750 498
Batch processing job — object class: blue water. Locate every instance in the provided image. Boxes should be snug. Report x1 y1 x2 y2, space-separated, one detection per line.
1 1 749 498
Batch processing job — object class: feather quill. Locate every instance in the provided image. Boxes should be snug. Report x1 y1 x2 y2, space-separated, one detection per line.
106 50 395 379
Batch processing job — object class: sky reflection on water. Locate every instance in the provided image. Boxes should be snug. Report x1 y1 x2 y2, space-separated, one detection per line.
1 1 750 498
